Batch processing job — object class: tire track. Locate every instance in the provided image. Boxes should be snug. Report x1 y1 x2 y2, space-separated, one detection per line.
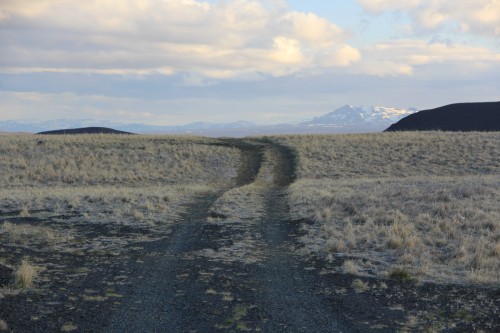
104 139 263 332
105 139 349 332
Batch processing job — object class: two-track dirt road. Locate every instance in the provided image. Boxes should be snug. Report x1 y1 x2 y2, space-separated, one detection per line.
105 139 349 332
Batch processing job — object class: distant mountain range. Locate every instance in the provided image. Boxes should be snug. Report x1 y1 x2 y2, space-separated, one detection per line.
0 105 417 136
301 105 416 128
385 102 500 132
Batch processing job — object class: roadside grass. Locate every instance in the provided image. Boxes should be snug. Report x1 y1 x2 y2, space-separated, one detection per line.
0 133 242 292
276 132 500 285
0 134 241 228
0 134 240 188
278 132 500 180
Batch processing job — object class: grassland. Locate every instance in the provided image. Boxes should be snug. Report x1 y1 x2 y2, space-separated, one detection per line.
1 132 499 331
275 132 500 285
1 134 239 188
0 134 241 298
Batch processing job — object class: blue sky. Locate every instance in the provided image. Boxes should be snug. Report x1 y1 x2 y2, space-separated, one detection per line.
1 0 499 125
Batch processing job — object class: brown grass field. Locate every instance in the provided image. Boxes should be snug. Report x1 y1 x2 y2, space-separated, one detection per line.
274 132 500 285
2 132 499 287
0 134 241 296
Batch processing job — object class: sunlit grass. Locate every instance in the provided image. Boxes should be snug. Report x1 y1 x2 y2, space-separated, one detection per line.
276 131 500 285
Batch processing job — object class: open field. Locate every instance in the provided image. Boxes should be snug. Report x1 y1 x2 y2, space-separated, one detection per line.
1 134 240 187
0 132 499 332
275 132 500 285
0 134 243 331
0 135 241 259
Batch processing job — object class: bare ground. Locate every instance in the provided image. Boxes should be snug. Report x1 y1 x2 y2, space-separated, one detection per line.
0 139 499 332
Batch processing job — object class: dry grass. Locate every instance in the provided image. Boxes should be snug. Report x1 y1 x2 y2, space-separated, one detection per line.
277 132 500 180
14 259 40 289
1 221 57 245
276 132 500 285
351 278 369 292
60 322 78 332
0 134 243 296
0 134 241 228
0 134 240 188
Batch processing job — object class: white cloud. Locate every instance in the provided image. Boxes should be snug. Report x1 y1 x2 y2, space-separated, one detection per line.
270 37 305 64
358 0 500 36
0 0 361 78
323 45 362 67
356 39 500 76
282 12 344 48
0 90 337 125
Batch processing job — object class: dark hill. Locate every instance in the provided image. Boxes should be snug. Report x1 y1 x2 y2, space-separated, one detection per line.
385 102 500 132
37 127 134 135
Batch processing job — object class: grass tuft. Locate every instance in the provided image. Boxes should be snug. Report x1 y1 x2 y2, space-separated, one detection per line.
351 278 369 292
61 322 78 332
388 267 413 281
19 206 30 217
342 260 359 274
14 258 39 289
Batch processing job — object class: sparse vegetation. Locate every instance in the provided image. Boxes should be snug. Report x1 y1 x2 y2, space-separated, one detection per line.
0 133 243 330
0 134 240 187
388 267 413 281
1 132 498 331
60 322 78 332
14 259 40 289
276 132 500 285
351 278 369 292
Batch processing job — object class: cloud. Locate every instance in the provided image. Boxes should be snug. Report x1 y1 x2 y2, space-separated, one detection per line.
0 0 361 78
0 89 338 125
356 39 500 76
358 0 500 36
282 12 344 48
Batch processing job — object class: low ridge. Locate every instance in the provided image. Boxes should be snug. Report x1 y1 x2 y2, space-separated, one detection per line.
385 102 500 132
37 127 134 135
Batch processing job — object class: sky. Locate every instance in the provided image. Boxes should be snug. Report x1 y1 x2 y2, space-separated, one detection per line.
1 0 499 125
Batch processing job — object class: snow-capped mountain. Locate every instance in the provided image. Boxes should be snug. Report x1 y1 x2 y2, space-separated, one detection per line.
301 105 417 127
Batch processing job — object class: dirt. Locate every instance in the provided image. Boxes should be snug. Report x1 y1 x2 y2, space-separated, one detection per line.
0 139 499 332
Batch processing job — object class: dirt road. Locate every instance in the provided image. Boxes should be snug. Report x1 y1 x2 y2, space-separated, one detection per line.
105 139 349 332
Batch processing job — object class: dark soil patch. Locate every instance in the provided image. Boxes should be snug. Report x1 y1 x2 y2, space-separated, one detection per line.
0 265 13 287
